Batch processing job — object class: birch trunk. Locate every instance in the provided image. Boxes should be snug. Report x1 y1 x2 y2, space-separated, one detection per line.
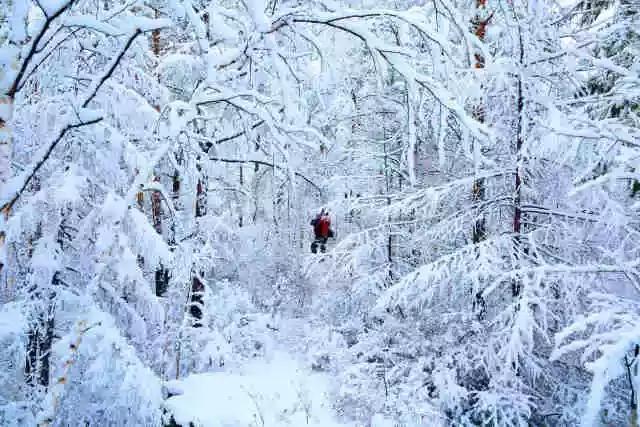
0 0 30 278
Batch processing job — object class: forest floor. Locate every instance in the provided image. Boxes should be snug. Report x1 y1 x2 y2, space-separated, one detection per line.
163 317 358 427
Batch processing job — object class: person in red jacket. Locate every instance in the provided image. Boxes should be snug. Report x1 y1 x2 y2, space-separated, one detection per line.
310 208 334 253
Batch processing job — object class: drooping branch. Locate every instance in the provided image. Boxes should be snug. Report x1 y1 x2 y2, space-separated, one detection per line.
82 28 142 108
1 29 148 213
17 28 83 93
8 0 76 97
281 16 491 143
1 116 102 214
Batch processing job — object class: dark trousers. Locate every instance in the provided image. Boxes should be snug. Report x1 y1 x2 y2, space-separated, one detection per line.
311 237 328 253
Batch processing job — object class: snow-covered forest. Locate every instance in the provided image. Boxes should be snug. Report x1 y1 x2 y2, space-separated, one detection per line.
1 0 639 425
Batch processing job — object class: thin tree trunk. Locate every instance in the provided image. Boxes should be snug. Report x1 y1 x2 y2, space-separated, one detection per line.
151 175 169 296
152 8 161 56
149 10 171 296
384 136 393 284
190 159 207 325
136 189 146 268
195 157 207 219
512 25 525 298
239 165 244 227
471 0 490 246
471 0 491 318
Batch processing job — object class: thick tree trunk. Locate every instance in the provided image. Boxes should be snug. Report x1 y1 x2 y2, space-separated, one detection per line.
0 72 16 276
0 95 13 185
190 275 204 327
26 212 63 390
0 0 18 189
25 292 55 388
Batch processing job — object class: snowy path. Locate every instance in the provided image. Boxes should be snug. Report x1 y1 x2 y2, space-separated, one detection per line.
163 320 354 427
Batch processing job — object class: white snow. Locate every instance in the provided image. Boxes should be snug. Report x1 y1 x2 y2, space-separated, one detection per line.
206 7 239 41
246 0 271 32
118 17 173 33
164 351 353 427
2 0 640 426
0 302 24 337
76 107 103 123
62 16 122 35
38 0 72 17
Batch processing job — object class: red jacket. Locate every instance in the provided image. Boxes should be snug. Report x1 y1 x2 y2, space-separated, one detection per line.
315 216 331 238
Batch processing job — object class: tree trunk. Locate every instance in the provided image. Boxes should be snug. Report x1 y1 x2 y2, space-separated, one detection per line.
151 177 163 234
512 24 525 298
384 137 393 284
471 0 491 248
190 274 204 327
151 8 161 56
0 67 16 277
26 210 66 389
0 0 28 274
0 95 13 185
0 0 19 185
25 290 55 388
136 188 145 268
190 159 207 324
239 165 244 227
151 176 169 296
195 160 207 218
471 0 491 318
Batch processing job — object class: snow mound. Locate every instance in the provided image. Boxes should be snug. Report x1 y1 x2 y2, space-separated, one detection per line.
164 351 352 427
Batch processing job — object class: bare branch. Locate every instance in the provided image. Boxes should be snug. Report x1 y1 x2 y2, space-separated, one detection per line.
9 0 76 97
18 28 82 93
2 29 148 212
82 29 142 108
1 116 102 213
209 157 323 195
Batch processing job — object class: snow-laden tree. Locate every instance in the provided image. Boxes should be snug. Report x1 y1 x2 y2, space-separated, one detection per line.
2 0 639 425
548 0 640 425
314 0 640 424
0 0 172 424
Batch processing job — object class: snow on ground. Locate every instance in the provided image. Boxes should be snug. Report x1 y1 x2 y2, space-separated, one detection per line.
164 350 353 427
